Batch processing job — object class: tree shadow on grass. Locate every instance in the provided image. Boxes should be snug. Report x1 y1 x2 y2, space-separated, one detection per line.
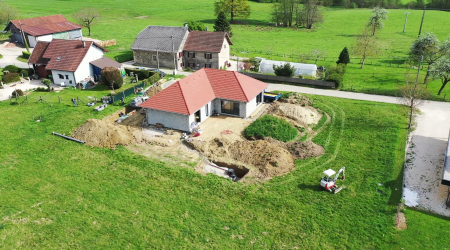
198 18 273 27
298 183 324 192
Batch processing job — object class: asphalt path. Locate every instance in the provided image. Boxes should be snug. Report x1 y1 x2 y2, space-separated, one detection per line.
0 47 32 68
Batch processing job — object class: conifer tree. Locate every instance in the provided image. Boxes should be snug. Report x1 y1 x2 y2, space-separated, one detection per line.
214 12 232 37
336 47 350 65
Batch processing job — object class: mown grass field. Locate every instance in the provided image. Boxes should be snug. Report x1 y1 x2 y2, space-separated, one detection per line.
0 87 448 248
6 0 450 99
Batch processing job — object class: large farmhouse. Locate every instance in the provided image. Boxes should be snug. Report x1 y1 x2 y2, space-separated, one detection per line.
131 25 232 71
140 68 267 132
28 39 111 86
4 14 83 48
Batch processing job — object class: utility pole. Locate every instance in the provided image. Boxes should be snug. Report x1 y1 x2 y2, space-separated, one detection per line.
418 6 426 37
171 36 177 75
156 48 160 70
19 21 30 53
403 12 410 33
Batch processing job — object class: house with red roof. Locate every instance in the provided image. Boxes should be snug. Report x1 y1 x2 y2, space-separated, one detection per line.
28 39 111 86
4 14 83 48
183 31 232 70
140 68 268 132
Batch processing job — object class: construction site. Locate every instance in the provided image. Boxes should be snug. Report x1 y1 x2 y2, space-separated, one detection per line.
71 91 327 182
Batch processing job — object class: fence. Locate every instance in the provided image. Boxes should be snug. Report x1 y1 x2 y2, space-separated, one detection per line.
241 72 335 88
110 73 160 103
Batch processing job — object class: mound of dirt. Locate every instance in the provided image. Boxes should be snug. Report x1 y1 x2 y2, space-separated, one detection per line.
268 102 322 125
146 85 162 98
266 138 325 159
72 119 140 148
395 212 407 230
228 140 295 178
280 93 312 106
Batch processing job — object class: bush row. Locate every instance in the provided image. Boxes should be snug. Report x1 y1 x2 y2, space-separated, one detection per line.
2 73 20 84
22 51 31 59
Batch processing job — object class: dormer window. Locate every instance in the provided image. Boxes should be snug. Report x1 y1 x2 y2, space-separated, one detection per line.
57 56 62 61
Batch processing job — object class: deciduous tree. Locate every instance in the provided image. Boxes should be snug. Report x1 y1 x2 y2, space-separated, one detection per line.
310 49 327 64
214 0 250 23
0 1 17 26
187 21 206 31
101 67 123 90
353 27 376 68
296 0 323 29
409 33 449 84
430 57 450 95
214 12 232 36
272 0 298 27
367 7 388 36
73 8 100 36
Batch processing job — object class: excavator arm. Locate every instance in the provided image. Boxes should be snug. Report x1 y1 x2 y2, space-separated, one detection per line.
333 167 345 182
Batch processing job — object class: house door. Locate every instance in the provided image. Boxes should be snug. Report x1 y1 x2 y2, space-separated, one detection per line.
195 110 201 123
36 66 50 78
221 101 239 116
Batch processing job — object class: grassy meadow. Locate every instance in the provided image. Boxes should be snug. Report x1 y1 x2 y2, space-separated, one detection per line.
5 0 450 99
0 87 449 248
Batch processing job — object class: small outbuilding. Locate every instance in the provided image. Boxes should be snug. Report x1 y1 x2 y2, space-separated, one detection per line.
258 58 317 77
140 68 268 132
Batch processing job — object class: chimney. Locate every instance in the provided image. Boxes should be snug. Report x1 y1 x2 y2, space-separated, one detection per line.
82 39 85 48
206 27 209 31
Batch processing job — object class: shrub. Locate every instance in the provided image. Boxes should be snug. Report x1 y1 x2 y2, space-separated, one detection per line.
187 20 206 31
325 63 347 88
4 65 19 73
101 66 124 89
184 67 192 72
42 79 51 91
35 87 49 92
273 62 295 77
20 68 34 76
244 115 298 142
11 89 24 98
22 51 31 59
124 68 151 80
2 73 20 83
20 71 28 78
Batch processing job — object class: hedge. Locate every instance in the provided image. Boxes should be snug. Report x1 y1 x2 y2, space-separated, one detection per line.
4 65 19 73
124 68 157 80
2 73 20 83
20 68 34 76
325 64 347 89
22 51 31 59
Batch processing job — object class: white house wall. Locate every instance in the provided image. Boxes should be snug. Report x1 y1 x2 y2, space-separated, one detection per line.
36 34 53 42
244 91 264 118
74 45 104 83
51 70 76 86
218 38 230 68
27 35 37 47
146 109 191 132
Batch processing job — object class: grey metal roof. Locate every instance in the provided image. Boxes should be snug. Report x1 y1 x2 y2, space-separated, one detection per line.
131 25 189 53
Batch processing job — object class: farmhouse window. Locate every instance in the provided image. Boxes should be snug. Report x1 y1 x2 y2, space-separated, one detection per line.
153 55 157 61
205 53 212 59
180 63 183 67
205 64 212 68
65 75 69 79
58 74 64 79
205 104 209 116
178 52 182 58
188 52 195 58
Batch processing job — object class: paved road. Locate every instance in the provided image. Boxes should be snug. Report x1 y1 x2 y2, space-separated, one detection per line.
0 46 32 68
267 83 450 216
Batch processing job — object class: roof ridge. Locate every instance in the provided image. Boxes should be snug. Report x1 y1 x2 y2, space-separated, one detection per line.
176 80 191 114
233 71 249 102
203 69 217 98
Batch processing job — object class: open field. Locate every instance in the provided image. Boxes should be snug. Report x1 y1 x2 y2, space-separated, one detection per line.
6 0 450 99
0 86 448 248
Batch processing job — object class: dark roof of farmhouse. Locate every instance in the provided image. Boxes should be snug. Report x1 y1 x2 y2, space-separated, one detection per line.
131 25 189 53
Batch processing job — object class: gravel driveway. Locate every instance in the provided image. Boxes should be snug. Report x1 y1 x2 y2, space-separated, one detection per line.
0 45 32 68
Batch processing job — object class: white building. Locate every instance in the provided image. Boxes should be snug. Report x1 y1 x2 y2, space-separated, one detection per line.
28 39 108 86
140 68 268 132
258 58 318 77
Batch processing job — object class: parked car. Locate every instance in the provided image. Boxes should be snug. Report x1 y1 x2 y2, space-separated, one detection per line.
152 69 166 78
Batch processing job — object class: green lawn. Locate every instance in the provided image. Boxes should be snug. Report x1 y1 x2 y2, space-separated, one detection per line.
0 88 448 248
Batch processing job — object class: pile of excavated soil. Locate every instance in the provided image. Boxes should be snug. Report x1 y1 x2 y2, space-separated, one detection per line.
266 138 325 160
188 137 295 179
146 85 162 98
72 119 143 148
395 212 407 230
280 93 312 106
268 102 322 125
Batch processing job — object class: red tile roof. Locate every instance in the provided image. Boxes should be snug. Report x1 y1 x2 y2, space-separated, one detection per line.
29 39 107 72
9 14 82 36
140 69 216 115
183 31 233 53
28 41 50 65
140 68 268 115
